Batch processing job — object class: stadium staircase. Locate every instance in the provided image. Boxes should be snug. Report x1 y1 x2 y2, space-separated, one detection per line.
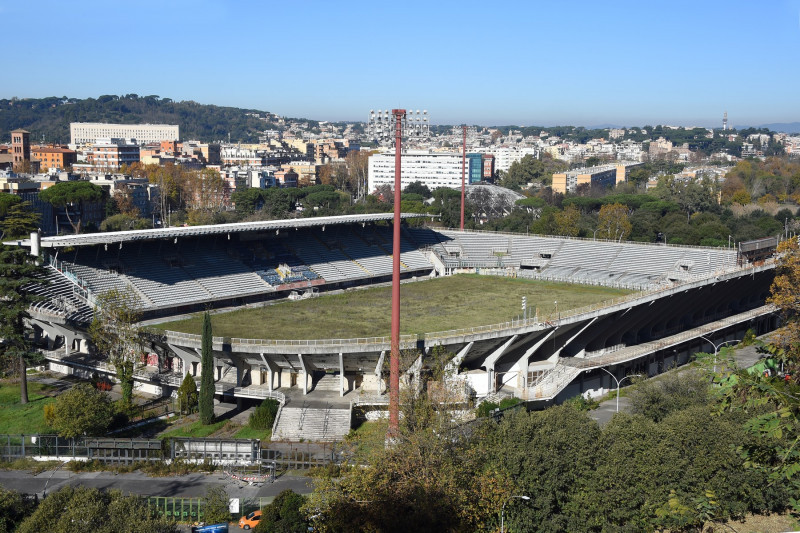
271 403 351 443
313 373 343 392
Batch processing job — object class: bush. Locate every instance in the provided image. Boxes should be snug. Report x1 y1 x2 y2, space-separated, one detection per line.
476 397 521 418
176 373 198 414
249 399 279 430
565 394 600 411
476 400 500 418
741 328 757 347
202 486 230 525
628 370 710 422
254 489 308 533
45 383 113 438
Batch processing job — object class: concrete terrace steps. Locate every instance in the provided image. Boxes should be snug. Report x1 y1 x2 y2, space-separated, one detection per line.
272 405 351 443
313 373 343 392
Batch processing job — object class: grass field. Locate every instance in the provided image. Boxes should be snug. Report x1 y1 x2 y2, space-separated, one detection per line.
0 381 56 435
153 275 632 339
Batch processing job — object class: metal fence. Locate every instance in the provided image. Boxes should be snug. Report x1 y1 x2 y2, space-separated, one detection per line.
147 496 288 523
0 434 164 464
1 434 342 469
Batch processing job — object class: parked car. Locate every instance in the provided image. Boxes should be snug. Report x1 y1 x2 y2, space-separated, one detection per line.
239 510 262 530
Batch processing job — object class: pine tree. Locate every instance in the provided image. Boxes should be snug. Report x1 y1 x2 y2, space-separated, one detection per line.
0 245 46 404
199 311 214 424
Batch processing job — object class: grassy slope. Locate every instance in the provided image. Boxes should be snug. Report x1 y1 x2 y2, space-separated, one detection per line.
153 275 632 339
0 381 56 434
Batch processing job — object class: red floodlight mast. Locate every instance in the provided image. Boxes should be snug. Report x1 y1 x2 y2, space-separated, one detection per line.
388 108 405 439
460 125 466 230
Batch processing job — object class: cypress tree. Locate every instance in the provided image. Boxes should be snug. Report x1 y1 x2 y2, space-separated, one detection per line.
0 245 46 405
199 311 215 424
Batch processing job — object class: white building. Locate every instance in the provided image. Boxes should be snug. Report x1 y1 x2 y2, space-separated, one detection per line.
368 150 467 192
473 146 539 173
70 123 179 145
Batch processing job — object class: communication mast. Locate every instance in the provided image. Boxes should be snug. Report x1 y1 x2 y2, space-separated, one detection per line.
723 111 728 131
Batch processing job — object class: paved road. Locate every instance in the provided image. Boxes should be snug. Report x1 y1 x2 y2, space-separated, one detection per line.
0 469 314 499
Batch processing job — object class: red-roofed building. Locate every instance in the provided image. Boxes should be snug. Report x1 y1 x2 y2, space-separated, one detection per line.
31 146 78 171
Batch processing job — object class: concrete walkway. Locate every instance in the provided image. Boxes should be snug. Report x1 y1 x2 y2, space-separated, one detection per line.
588 334 772 426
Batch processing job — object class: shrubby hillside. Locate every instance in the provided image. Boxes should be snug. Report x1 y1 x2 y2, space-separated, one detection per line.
0 95 311 144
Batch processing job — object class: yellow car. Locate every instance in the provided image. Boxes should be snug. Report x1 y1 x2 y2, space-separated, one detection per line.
238 510 261 530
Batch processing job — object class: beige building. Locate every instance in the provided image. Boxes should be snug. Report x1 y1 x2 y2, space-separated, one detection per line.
552 162 642 194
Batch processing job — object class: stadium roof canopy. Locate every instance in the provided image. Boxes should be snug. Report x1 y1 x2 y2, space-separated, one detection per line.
9 213 429 249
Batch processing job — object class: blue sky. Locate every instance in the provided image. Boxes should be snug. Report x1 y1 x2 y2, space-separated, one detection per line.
2 0 799 127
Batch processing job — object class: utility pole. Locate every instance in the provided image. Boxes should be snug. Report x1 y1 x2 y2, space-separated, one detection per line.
461 125 466 230
389 109 404 440
366 109 428 442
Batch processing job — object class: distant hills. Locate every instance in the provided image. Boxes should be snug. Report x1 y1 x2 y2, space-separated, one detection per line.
0 95 318 144
759 122 800 134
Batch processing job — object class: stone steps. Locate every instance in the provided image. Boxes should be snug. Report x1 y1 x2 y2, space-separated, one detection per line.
313 374 343 392
272 406 351 443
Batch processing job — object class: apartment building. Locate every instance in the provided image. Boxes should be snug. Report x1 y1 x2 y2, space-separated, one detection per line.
31 147 78 170
84 139 140 171
368 150 469 192
551 162 643 194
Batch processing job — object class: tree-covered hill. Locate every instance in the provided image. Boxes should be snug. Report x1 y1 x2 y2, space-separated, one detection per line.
0 95 300 144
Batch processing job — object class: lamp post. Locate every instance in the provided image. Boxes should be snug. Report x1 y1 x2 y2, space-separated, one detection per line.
599 367 641 412
592 228 600 241
501 495 530 533
699 335 741 373
367 109 429 441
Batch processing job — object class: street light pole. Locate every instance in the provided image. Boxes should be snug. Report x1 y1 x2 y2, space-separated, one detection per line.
599 367 641 412
501 495 530 533
699 335 741 373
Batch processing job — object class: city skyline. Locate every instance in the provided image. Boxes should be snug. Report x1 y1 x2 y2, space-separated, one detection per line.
3 0 799 127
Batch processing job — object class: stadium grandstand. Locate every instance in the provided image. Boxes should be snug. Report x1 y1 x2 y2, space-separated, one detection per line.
10 214 782 442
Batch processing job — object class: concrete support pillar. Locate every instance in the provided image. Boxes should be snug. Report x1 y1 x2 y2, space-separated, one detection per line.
481 335 518 394
445 342 473 378
251 365 263 386
554 317 597 360
513 330 555 390
375 350 386 394
168 344 201 379
298 354 308 395
259 354 279 392
339 352 345 397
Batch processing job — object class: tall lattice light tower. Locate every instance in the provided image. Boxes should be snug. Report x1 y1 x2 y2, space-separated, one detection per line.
723 111 728 131
366 108 429 440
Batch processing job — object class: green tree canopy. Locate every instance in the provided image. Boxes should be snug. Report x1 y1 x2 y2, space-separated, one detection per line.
17 485 176 533
403 181 432 198
255 489 308 533
44 383 113 438
39 181 105 233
